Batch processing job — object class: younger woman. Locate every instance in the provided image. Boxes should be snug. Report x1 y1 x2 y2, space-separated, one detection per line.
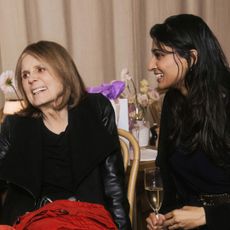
146 14 230 230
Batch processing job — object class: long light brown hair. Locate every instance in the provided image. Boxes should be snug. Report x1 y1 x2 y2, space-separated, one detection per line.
15 40 87 117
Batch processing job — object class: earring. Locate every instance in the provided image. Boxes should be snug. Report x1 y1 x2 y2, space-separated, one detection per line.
189 65 194 73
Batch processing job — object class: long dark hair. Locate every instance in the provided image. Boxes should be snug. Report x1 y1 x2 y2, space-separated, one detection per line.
15 40 87 117
150 14 230 168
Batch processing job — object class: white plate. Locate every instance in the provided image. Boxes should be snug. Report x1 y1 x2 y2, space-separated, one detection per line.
140 148 157 161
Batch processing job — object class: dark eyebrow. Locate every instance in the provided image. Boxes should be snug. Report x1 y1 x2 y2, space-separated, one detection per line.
21 64 45 73
151 48 175 55
34 64 46 69
151 48 162 53
21 70 29 75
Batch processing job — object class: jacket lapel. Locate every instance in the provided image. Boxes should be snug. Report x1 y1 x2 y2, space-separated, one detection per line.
0 116 43 199
68 99 119 189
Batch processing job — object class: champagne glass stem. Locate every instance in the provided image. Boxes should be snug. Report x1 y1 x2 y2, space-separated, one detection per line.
155 210 159 219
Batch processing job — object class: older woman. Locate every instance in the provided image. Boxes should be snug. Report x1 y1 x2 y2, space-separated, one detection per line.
0 41 131 229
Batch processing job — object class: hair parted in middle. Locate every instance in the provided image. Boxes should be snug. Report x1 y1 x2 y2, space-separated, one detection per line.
15 40 87 117
150 14 230 168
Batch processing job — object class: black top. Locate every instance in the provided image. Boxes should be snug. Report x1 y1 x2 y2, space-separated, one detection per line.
170 148 230 206
41 122 74 200
157 89 230 230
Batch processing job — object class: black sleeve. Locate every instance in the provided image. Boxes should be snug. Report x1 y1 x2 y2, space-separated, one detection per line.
0 116 12 213
91 94 131 229
0 116 11 166
204 204 230 230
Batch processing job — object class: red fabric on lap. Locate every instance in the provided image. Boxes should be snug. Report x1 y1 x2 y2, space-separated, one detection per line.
0 226 15 230
13 200 117 230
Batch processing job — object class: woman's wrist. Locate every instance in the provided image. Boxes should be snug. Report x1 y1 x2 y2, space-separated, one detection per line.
197 207 206 226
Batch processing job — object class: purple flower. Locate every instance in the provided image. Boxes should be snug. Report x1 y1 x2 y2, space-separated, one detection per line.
87 81 125 100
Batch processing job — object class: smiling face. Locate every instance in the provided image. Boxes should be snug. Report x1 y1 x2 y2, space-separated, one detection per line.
148 41 189 93
20 54 64 111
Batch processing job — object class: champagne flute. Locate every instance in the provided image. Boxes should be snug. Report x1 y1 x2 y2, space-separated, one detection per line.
144 167 164 218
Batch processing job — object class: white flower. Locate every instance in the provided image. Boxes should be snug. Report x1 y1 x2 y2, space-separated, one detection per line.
0 70 22 101
137 94 149 107
140 85 149 94
0 70 16 94
119 68 160 121
120 68 132 81
140 79 149 87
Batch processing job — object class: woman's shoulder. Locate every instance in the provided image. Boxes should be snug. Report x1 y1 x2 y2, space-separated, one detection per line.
0 115 40 141
162 89 178 108
85 93 112 111
3 114 35 122
164 88 181 99
2 114 38 130
75 93 113 117
83 93 114 121
87 93 110 105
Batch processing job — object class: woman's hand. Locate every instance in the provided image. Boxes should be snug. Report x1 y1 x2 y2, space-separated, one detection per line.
146 213 165 230
164 206 206 229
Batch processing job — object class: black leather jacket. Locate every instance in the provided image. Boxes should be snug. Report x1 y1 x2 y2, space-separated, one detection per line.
0 93 131 229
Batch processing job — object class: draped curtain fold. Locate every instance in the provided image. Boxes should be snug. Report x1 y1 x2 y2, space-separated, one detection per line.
1 0 230 88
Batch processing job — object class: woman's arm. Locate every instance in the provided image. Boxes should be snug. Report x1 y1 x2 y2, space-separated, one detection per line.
0 116 11 165
102 149 131 229
204 204 230 230
91 94 131 229
0 116 12 218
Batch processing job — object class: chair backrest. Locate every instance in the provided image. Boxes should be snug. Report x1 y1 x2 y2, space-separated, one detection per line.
118 128 140 225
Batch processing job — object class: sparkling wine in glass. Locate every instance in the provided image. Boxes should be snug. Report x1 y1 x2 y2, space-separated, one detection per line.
144 167 164 217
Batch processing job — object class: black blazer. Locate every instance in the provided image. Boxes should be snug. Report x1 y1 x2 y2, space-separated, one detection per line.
0 93 131 229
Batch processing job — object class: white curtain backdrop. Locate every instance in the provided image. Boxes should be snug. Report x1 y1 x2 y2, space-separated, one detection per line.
1 0 230 88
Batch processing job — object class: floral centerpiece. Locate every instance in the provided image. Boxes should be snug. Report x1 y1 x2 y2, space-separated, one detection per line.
120 68 160 126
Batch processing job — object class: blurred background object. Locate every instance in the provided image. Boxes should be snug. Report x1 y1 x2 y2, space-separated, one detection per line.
0 70 23 116
3 100 23 115
1 0 230 89
0 89 5 122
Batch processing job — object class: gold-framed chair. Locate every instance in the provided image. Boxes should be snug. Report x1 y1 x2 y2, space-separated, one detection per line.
118 128 140 226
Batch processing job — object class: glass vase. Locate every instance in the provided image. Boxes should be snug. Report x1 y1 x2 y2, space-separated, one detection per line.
128 103 145 130
131 119 150 147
